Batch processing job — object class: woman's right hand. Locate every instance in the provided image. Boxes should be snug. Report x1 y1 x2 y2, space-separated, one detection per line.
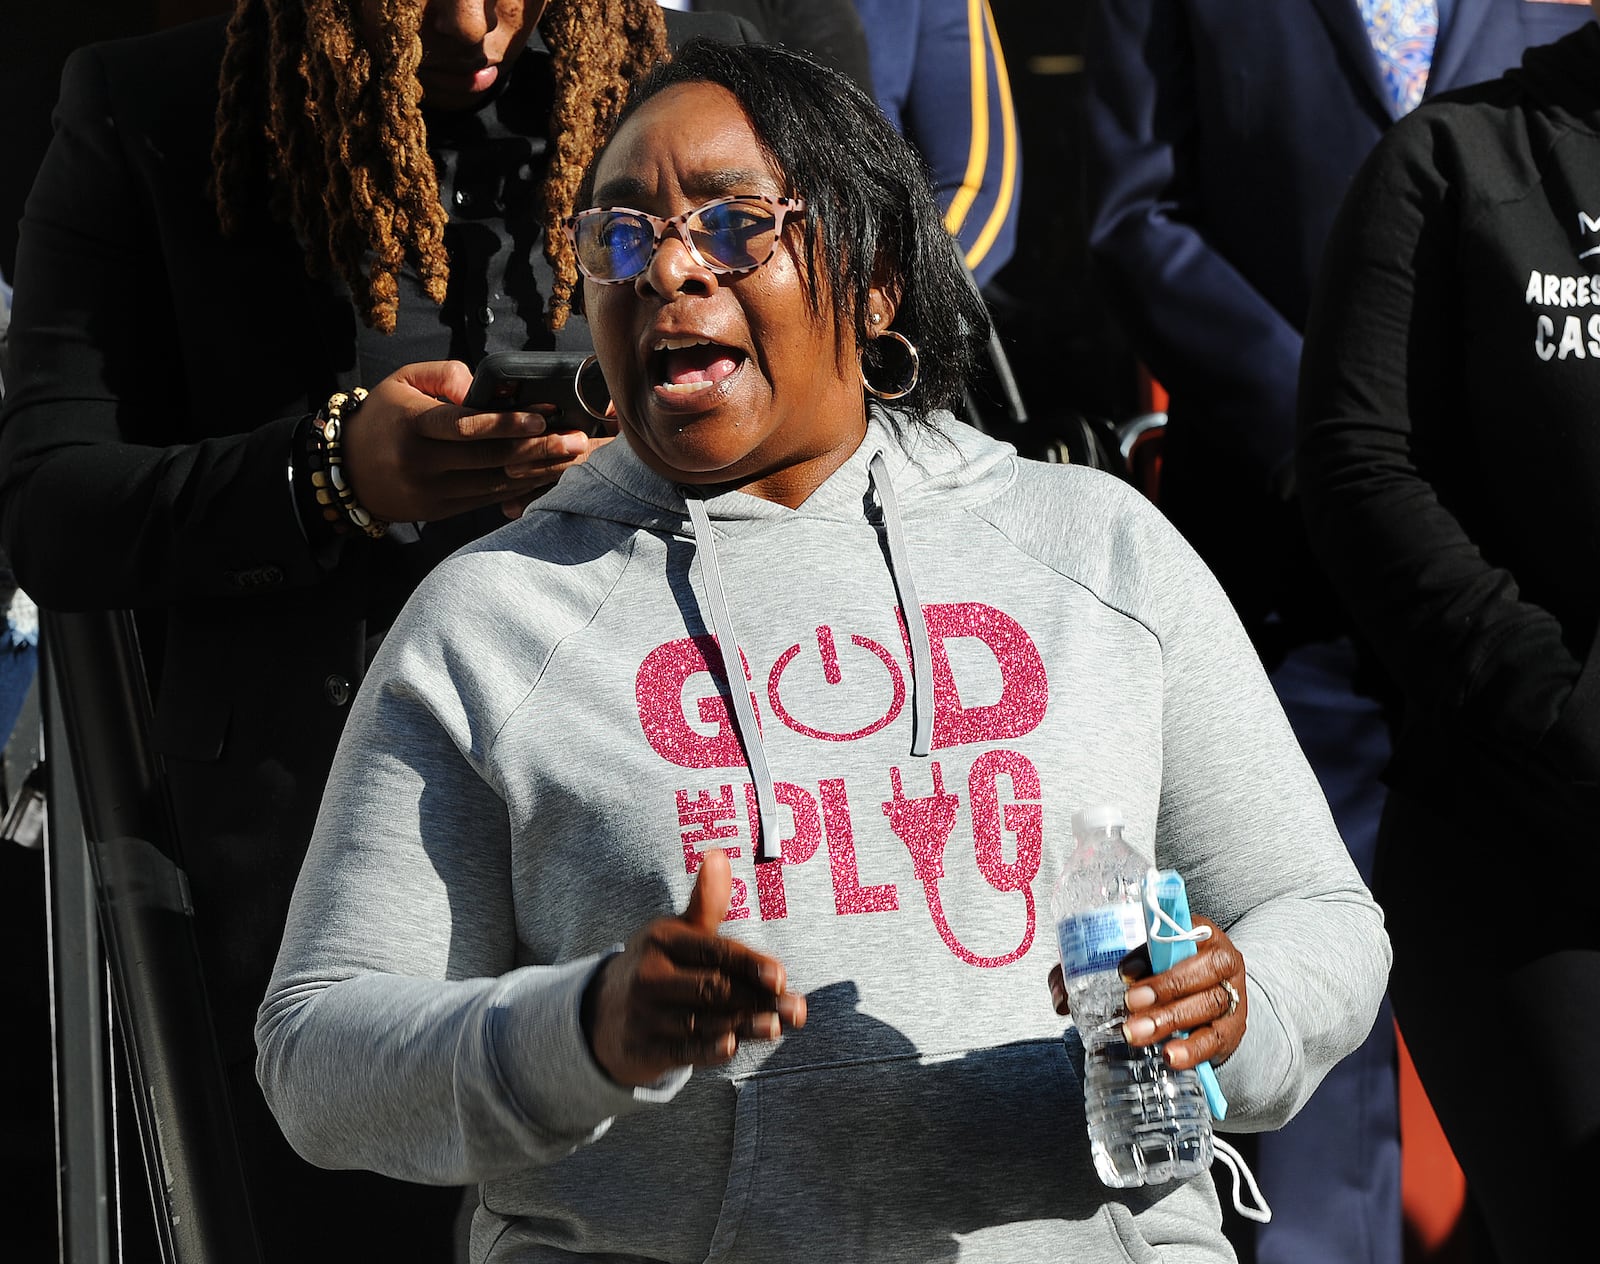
582 850 806 1088
339 360 608 524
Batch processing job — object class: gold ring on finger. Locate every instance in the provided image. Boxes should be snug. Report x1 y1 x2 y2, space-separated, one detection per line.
1220 979 1240 1018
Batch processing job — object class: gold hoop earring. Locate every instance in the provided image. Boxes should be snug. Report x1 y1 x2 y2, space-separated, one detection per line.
859 330 920 401
575 354 612 422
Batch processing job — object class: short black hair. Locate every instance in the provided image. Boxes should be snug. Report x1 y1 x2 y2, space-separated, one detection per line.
582 38 990 423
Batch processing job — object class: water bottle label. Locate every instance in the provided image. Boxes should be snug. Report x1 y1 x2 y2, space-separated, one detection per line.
1057 904 1147 979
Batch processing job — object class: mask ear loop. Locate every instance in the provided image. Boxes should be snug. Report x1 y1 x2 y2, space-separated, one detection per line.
1144 867 1212 945
1213 1137 1273 1223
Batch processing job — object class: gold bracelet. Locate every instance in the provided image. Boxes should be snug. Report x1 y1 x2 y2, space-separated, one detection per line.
312 388 389 540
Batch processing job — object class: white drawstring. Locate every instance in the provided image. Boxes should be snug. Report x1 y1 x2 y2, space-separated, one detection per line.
867 451 934 757
1212 1137 1273 1222
684 493 782 861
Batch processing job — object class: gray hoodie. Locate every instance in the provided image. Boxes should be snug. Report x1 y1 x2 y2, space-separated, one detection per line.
258 409 1389 1262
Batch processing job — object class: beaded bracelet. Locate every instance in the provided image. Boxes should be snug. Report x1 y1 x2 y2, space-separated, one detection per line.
309 387 389 540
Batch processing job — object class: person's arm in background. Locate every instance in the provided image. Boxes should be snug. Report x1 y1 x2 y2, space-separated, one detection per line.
1084 0 1301 487
0 45 581 614
0 47 324 610
855 0 1021 286
1296 118 1600 811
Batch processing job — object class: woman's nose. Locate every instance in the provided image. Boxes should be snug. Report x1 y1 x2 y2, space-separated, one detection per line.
637 229 718 300
426 0 500 45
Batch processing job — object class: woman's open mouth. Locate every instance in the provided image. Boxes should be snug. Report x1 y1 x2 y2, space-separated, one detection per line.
650 337 746 405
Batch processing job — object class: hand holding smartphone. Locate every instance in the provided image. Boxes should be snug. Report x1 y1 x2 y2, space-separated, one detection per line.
463 350 606 436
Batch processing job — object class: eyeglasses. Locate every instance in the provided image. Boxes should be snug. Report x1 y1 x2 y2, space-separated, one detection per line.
564 194 806 284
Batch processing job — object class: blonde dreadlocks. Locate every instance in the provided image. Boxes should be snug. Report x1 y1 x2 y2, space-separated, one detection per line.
213 0 669 333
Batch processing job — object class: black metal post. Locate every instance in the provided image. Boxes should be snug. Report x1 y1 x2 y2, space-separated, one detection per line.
42 610 262 1263
42 633 112 1264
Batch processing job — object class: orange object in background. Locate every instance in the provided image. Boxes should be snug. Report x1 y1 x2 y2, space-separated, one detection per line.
1136 362 1169 415
1398 1023 1481 1263
1128 366 1168 505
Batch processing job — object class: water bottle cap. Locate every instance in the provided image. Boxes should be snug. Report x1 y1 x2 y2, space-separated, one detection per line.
1072 803 1124 835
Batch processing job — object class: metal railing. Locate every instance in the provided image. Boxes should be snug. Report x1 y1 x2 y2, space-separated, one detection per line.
42 609 262 1263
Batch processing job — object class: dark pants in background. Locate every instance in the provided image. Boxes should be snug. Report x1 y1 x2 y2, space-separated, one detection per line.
1380 789 1600 1264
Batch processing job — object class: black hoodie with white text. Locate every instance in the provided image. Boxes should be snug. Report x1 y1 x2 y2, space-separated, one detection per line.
1298 21 1600 853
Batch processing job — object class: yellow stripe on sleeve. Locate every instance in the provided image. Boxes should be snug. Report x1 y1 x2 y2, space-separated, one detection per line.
942 0 989 237
964 0 1019 273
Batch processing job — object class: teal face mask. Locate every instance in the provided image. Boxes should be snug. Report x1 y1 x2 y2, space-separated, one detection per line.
1140 867 1272 1225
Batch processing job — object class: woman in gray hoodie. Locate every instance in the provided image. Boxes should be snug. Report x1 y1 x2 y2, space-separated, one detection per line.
258 40 1389 1263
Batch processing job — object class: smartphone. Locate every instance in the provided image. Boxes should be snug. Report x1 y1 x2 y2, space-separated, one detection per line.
463 350 603 435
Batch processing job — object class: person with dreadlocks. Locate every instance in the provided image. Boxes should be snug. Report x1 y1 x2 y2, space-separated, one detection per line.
0 1 754 1258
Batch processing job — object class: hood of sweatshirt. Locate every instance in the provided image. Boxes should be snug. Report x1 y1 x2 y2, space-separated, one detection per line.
534 404 1014 860
535 402 1013 535
1512 20 1600 133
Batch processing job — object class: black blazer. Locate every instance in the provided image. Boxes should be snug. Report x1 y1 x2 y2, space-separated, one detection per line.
0 10 754 1063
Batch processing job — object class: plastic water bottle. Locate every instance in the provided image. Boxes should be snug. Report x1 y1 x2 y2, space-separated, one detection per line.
1053 804 1213 1188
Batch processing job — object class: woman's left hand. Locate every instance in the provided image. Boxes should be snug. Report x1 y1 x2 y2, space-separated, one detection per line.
1047 914 1247 1069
